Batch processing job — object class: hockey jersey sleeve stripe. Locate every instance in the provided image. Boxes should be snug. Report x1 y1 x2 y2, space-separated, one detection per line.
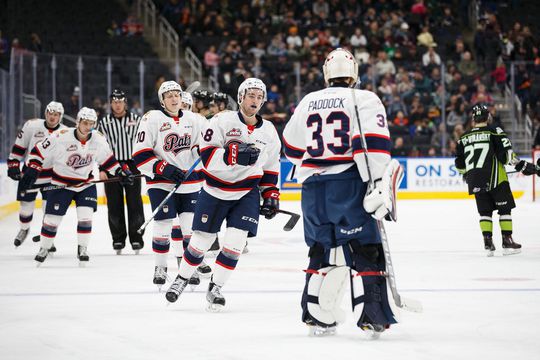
52 172 90 186
260 172 278 186
132 148 157 167
101 155 119 171
301 157 354 167
200 146 218 168
38 168 53 179
10 144 26 157
203 170 262 191
29 146 44 160
352 134 391 155
283 139 305 159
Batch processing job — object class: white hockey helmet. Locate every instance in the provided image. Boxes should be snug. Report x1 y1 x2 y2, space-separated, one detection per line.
237 77 267 105
76 107 98 125
45 101 64 118
323 48 358 85
158 81 182 105
181 91 193 110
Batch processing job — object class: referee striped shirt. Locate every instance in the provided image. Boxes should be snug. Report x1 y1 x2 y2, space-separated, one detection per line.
97 112 141 161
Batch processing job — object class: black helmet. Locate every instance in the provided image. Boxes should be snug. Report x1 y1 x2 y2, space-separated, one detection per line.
213 92 228 104
110 89 126 101
192 90 213 107
471 104 490 122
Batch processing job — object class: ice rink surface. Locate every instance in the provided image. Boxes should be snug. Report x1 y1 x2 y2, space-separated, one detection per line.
0 198 539 360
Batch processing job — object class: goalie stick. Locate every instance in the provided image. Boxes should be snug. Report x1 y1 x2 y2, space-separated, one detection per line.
137 158 201 234
351 87 423 313
21 174 143 195
277 209 300 231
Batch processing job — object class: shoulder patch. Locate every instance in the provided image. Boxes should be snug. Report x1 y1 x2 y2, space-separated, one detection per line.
59 129 69 134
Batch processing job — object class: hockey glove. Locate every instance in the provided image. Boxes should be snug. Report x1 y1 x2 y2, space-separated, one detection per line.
153 160 185 183
7 159 21 180
116 164 135 186
260 187 280 219
515 160 537 176
363 159 404 221
224 143 260 166
19 161 42 191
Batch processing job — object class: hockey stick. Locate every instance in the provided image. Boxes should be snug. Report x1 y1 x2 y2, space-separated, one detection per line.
137 158 201 234
351 88 423 313
277 209 300 231
21 174 143 195
184 81 201 93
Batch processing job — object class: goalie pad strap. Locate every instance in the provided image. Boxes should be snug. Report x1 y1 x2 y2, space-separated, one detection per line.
306 294 319 305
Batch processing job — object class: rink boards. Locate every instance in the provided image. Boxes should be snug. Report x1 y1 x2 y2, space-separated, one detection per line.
0 157 532 218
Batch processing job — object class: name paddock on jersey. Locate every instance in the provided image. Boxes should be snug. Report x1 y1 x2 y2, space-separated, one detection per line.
461 132 490 145
307 97 345 111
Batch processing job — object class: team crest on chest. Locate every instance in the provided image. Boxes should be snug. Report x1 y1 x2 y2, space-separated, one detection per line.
226 128 242 137
67 144 78 152
34 131 45 138
66 153 93 169
162 133 191 155
160 123 171 132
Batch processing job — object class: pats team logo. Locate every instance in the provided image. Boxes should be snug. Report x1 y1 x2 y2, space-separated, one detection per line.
54 203 60 211
201 214 208 223
66 153 93 169
159 123 171 132
163 205 169 213
162 133 191 155
226 128 242 137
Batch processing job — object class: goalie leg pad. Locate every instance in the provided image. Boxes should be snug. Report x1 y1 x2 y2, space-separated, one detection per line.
350 242 397 328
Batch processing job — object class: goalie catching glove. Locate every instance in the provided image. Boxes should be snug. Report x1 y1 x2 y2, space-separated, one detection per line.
363 159 404 221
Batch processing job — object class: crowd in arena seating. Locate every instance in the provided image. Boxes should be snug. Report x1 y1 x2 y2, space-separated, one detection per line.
154 0 540 156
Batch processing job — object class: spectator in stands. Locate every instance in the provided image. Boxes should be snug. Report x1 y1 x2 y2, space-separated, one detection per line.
286 26 302 50
107 21 122 37
391 136 409 157
393 110 409 127
350 28 367 48
122 14 143 36
66 86 80 119
387 95 408 119
446 101 467 129
458 51 478 82
470 83 494 105
422 45 441 67
30 33 42 53
375 51 396 78
204 45 220 73
417 25 436 48
491 57 507 95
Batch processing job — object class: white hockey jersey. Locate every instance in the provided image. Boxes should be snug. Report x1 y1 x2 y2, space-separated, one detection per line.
27 128 120 192
132 109 205 194
282 87 391 183
199 110 281 201
9 119 67 185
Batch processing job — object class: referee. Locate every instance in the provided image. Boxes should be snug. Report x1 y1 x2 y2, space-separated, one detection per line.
98 89 145 254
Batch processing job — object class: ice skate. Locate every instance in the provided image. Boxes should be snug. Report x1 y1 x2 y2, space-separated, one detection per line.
77 245 89 267
32 235 40 242
113 242 124 255
502 235 521 256
153 266 167 291
484 235 495 257
188 271 201 290
206 281 225 312
307 325 337 337
131 242 143 255
14 229 29 247
165 275 189 303
360 323 386 340
197 259 212 278
206 237 220 257
34 247 49 267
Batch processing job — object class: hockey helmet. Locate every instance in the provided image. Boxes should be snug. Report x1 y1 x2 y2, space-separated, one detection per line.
192 90 214 108
158 81 182 104
45 101 64 118
76 107 98 125
181 92 193 109
323 48 358 85
213 92 228 103
471 104 490 123
110 89 126 102
237 78 267 105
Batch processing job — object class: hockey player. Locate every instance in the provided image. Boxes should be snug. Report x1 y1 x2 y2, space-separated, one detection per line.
19 107 134 266
7 101 67 248
164 77 281 311
213 92 229 112
132 80 208 288
282 48 400 338
181 92 193 111
192 90 215 118
456 104 534 256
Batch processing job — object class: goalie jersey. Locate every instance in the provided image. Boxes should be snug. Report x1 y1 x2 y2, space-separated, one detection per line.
132 109 205 194
27 128 120 192
198 110 281 201
455 124 514 194
282 87 391 183
9 119 67 185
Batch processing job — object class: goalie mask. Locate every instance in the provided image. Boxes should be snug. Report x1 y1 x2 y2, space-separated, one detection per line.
45 101 64 127
323 48 358 86
237 78 267 105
